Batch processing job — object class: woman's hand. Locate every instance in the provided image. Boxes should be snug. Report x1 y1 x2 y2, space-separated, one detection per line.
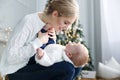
36 48 44 59
37 24 56 44
48 28 56 41
37 31 49 44
43 23 56 41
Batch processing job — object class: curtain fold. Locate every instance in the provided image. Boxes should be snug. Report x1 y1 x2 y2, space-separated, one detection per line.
101 0 120 63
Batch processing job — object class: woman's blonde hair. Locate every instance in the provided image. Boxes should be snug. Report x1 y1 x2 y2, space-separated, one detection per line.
44 0 79 17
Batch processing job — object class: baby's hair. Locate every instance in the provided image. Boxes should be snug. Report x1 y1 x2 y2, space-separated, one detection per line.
72 44 89 66
44 0 79 17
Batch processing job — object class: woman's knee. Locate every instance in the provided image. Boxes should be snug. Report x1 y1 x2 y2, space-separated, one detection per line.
60 61 75 76
50 61 75 79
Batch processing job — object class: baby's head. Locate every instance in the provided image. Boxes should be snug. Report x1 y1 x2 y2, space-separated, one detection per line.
65 42 89 67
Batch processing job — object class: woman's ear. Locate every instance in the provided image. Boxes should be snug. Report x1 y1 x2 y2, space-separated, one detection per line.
66 52 72 58
52 10 58 17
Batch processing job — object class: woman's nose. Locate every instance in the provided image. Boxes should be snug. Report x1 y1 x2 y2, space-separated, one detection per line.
68 41 73 45
68 41 72 43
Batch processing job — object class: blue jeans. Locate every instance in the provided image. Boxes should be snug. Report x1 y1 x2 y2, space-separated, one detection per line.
8 61 82 80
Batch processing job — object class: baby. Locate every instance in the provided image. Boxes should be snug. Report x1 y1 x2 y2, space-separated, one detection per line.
35 42 89 67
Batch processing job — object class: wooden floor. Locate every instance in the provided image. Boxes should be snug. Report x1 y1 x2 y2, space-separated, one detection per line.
80 78 120 80
76 77 120 80
80 79 120 80
0 75 9 80
0 75 120 80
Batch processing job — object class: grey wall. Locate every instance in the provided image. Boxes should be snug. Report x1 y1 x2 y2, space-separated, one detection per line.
79 0 97 70
0 0 36 28
36 0 47 12
0 0 37 59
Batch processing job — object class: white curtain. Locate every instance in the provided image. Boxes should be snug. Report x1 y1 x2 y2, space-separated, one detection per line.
101 0 120 63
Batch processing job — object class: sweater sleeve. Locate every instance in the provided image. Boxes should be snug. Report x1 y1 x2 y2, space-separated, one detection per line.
35 47 58 67
35 45 65 66
35 50 55 66
7 15 43 64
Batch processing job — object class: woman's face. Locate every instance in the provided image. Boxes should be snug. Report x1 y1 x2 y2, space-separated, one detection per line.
50 11 77 32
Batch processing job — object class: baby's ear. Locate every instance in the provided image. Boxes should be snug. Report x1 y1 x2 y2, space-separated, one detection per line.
66 52 72 58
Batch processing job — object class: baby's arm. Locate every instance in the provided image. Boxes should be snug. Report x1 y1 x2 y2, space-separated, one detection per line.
35 48 55 66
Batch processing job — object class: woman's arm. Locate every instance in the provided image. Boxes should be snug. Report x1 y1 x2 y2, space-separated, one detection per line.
7 15 44 64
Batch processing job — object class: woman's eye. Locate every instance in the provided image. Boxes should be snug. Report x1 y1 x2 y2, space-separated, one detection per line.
64 22 67 24
64 21 71 25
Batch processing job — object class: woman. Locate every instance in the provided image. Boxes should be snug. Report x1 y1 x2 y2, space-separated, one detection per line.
0 0 82 80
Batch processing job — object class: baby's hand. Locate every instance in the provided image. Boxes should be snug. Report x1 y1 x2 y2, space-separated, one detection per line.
36 48 44 59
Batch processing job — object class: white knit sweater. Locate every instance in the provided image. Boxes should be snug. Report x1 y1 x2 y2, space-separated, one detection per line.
0 12 45 76
35 44 73 66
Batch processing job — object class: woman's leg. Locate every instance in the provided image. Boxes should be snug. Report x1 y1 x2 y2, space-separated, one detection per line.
8 61 75 80
8 64 53 80
50 61 75 80
8 69 64 80
73 67 82 79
